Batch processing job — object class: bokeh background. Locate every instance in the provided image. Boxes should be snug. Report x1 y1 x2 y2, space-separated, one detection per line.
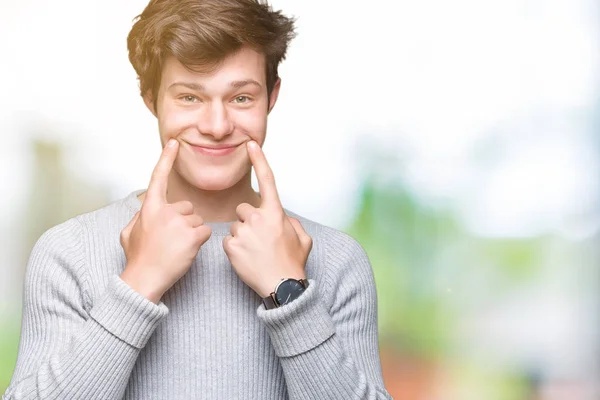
1 0 599 398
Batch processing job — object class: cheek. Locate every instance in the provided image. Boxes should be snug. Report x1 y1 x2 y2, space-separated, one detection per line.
160 106 196 135
233 110 267 141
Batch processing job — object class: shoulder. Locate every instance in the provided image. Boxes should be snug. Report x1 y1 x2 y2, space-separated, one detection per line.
74 189 141 232
26 190 140 304
284 207 368 255
24 216 88 308
32 189 139 267
282 208 373 280
33 217 84 258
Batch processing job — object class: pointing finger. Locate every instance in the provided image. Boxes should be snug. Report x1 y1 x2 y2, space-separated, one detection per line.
146 139 179 209
247 140 282 211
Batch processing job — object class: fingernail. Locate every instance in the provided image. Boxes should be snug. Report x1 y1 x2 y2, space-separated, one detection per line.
248 140 257 149
168 139 177 147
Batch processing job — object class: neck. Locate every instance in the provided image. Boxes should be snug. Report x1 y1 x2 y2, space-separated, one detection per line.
137 169 262 223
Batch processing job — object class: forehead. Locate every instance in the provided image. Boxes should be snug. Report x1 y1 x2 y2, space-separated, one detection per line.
160 47 267 88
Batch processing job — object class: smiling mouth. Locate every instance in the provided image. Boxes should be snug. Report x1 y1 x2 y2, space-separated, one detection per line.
189 143 239 156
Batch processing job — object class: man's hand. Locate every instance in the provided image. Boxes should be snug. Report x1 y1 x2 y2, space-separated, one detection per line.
223 140 313 298
120 139 212 303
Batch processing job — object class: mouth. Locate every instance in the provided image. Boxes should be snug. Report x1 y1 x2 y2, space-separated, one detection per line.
189 143 240 157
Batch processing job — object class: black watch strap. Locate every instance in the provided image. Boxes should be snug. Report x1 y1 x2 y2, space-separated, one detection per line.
263 294 278 310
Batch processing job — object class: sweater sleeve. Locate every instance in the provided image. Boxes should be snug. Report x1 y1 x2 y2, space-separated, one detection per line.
2 218 168 400
256 230 393 399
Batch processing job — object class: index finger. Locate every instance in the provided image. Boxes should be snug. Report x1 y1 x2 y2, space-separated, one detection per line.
247 140 282 210
146 139 179 208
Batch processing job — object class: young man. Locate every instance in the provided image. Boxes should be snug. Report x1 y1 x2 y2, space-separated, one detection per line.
4 0 392 399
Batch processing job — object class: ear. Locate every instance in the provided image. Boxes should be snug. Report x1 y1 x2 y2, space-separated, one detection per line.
267 77 281 115
143 92 158 118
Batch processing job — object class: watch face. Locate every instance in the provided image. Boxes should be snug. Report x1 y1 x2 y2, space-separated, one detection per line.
275 279 305 306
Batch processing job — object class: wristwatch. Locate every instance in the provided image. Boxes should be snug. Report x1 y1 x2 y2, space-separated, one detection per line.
262 278 309 310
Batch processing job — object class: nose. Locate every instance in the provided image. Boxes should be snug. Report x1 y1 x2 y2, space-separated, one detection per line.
196 101 233 140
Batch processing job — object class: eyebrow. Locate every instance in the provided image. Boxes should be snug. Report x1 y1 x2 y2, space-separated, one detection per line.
168 80 262 92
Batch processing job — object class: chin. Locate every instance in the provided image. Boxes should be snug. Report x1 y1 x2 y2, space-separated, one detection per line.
192 182 234 192
186 171 242 192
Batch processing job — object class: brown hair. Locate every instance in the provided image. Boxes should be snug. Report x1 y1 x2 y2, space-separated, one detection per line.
127 0 296 111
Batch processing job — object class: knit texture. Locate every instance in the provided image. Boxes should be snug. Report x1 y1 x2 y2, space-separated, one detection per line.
3 189 392 399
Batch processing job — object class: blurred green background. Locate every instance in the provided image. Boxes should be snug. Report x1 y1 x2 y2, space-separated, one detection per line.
1 0 599 399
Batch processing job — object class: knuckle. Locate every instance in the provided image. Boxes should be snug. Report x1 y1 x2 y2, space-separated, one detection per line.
222 235 231 248
236 203 247 215
190 216 203 228
165 210 182 226
250 212 261 222
227 237 238 248
165 204 178 215
162 207 174 221
174 216 188 228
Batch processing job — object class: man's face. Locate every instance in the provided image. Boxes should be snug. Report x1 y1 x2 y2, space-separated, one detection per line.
147 46 280 191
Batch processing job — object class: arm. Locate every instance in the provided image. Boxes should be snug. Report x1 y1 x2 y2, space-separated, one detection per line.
2 219 168 400
256 231 393 400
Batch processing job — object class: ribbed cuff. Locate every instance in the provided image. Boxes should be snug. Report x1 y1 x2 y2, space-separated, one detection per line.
89 275 169 349
256 279 335 358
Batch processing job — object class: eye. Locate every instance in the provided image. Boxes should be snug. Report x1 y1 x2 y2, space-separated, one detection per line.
180 95 199 103
233 95 251 104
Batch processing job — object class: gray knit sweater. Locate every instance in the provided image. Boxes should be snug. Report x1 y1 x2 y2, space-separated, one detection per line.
3 189 392 399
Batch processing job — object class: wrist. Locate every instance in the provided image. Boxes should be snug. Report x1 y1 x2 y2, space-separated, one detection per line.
120 267 165 304
262 277 309 310
258 274 306 299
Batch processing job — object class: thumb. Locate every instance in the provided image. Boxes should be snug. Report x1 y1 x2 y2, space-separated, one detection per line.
288 216 311 247
120 211 140 248
125 211 140 233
